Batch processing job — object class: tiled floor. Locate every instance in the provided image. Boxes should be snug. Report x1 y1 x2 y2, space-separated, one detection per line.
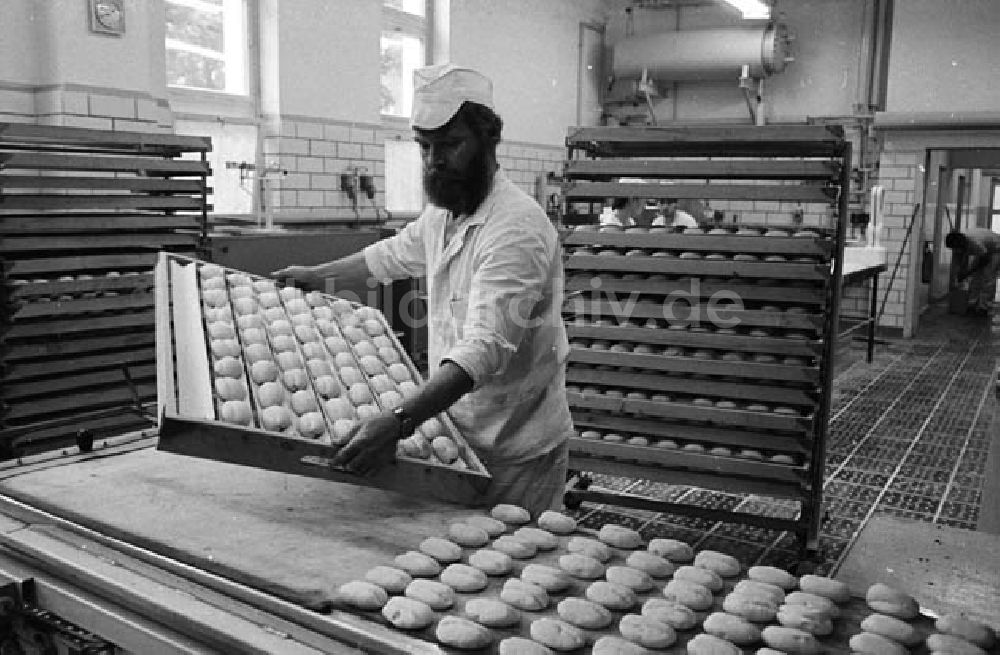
569 306 998 576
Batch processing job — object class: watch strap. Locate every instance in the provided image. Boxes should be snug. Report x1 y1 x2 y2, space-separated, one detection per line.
392 406 417 438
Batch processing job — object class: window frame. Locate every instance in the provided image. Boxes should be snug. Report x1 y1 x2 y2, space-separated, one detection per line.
380 0 432 125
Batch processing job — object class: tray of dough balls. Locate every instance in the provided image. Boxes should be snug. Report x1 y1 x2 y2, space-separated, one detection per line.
331 504 990 655
154 252 491 504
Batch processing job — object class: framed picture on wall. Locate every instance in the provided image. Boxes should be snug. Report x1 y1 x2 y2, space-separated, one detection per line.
89 0 126 36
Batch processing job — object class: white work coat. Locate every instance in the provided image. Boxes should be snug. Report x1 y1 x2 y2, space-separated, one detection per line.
364 170 572 465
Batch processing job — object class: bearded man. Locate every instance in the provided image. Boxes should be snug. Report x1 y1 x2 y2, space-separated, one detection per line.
274 64 572 516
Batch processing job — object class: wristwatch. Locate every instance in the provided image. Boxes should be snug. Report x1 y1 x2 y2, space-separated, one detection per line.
392 406 417 439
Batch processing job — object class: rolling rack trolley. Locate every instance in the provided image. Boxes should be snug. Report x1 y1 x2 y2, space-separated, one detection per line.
559 125 850 562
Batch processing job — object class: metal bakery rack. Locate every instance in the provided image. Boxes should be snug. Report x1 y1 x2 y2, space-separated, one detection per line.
559 125 851 558
0 123 210 457
155 252 492 504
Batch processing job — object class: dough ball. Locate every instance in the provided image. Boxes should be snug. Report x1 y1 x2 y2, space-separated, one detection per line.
330 299 353 315
226 272 252 287
379 390 404 409
339 366 364 387
513 527 559 551
290 389 318 415
500 579 549 611
703 611 761 646
364 565 412 594
363 318 384 336
211 339 241 359
431 436 459 463
282 368 309 391
323 397 354 421
270 334 297 353
388 362 412 383
303 290 325 307
558 552 605 580
399 434 432 459
393 550 442 577
312 375 341 398
686 634 742 655
467 549 513 576
214 377 246 402
343 326 368 344
465 515 506 537
358 354 384 375
419 537 462 563
213 356 243 379
348 382 373 406
209 306 235 323
249 359 276 384
440 563 488 593
299 340 326 359
201 289 228 308
556 597 613 630
662 579 714 611
435 616 492 650
228 285 254 300
641 598 699 630
529 618 585 652
585 581 638 611
378 346 401 363
492 536 537 559
314 318 337 337
598 524 642 549
491 504 532 525
240 327 267 345
355 404 379 421
208 321 235 340
260 405 293 432
256 381 285 407
294 324 319 343
297 411 326 438
537 511 577 535
694 550 742 578
566 536 612 562
647 538 695 562
219 400 252 426
398 380 420 398
232 297 258 316
520 564 571 592
201 276 226 292
591 635 650 655
674 565 724 592
748 565 799 591
620 613 678 648
312 306 334 322
278 286 303 301
305 359 333 379
276 350 303 371
330 418 357 445
321 335 348 354
263 306 285 323
284 298 309 316
626 551 675 578
606 565 654 592
199 263 223 279
498 637 555 655
369 374 395 393
242 342 271 365
420 417 444 440
404 579 454 610
268 319 293 336
464 598 520 628
350 341 375 358
257 291 280 309
381 596 434 630
448 523 490 548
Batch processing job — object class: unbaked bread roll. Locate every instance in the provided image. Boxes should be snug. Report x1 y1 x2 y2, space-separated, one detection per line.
465 514 507 537
467 548 513 576
625 551 674 578
514 526 560 551
419 537 463 563
364 565 412 594
464 598 520 628
686 633 741 655
521 564 572 592
448 522 490 547
926 633 989 655
558 552 605 579
598 524 642 549
674 565 724 592
703 611 761 645
393 550 442 577
722 592 778 622
662 579 714 611
647 538 694 562
591 635 650 655
529 618 586 652
491 503 532 524
606 566 654 592
537 510 577 535
799 574 850 604
775 603 833 636
500 578 549 611
860 612 922 646
848 631 909 655
492 535 537 559
694 550 741 578
404 579 455 610
640 598 698 630
761 626 820 654
440 563 488 593
936 614 997 649
865 582 918 619
733 579 785 604
619 613 677 648
337 580 388 610
556 597 613 630
784 591 841 618
498 636 555 655
748 565 799 590
586 581 638 611
567 536 612 562
435 616 492 650
381 596 434 629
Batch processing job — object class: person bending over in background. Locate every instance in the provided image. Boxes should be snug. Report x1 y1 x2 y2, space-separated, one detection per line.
652 197 699 230
945 227 1000 317
600 196 645 228
273 64 572 516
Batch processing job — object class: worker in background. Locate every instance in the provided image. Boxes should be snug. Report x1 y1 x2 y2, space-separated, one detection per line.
273 64 572 516
600 196 645 228
945 227 1000 316
653 197 699 230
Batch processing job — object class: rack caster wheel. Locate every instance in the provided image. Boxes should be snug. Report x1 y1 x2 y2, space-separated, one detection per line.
564 490 585 511
76 429 95 454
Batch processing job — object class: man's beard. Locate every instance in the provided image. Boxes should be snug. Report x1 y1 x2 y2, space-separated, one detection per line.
423 147 492 217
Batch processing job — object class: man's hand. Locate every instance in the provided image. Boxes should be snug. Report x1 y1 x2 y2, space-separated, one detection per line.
271 265 324 291
329 412 401 476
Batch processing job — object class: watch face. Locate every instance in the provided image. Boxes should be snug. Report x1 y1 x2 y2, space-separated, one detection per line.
92 0 124 34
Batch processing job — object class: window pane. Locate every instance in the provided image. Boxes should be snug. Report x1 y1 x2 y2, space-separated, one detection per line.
380 32 424 117
166 49 226 91
165 0 246 95
384 0 425 18
165 4 223 50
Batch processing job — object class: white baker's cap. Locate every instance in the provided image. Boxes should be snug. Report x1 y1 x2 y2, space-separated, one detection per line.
411 63 494 130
